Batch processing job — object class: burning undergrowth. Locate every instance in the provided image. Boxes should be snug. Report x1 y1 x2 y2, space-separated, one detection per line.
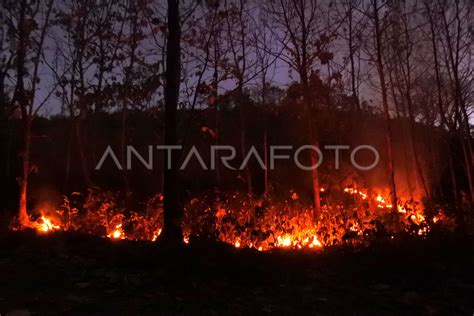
11 187 454 251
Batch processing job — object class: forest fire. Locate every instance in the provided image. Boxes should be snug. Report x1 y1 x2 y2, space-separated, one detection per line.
14 185 445 252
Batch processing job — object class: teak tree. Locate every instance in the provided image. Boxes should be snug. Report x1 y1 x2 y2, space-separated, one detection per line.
7 0 55 226
367 0 398 211
266 0 334 218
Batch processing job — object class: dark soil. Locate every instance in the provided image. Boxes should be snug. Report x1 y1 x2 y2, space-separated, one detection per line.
0 230 473 315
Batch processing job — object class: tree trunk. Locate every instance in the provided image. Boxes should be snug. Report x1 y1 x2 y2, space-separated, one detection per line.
120 104 130 193
373 0 397 211
15 0 33 227
447 145 459 209
75 117 92 187
308 120 321 217
19 122 33 227
302 82 321 218
63 122 73 192
213 40 220 186
161 0 183 245
348 4 360 111
405 93 430 198
119 10 139 196
388 70 412 197
261 69 268 196
238 85 252 193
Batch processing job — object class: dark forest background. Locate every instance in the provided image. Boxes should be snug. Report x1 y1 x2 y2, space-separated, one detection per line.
0 93 465 212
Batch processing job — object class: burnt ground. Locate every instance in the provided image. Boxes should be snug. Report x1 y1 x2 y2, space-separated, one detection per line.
0 230 473 315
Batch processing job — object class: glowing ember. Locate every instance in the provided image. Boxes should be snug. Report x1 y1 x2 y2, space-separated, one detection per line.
344 187 367 199
417 227 429 235
410 213 426 225
107 224 125 240
375 194 392 208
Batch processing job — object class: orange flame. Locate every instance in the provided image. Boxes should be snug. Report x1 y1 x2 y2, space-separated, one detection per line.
35 216 61 233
